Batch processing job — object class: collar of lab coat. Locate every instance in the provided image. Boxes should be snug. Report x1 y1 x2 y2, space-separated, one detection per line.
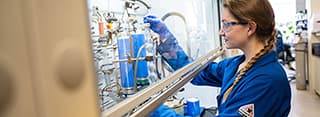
231 50 278 76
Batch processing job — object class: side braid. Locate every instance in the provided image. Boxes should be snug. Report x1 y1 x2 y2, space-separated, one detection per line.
222 30 276 102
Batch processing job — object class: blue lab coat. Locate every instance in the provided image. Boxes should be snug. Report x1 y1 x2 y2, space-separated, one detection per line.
155 35 291 116
191 51 291 116
144 15 291 116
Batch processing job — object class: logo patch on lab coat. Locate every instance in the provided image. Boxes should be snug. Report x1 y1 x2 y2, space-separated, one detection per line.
238 104 254 117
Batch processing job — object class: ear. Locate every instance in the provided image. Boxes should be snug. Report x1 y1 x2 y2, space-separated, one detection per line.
247 21 257 36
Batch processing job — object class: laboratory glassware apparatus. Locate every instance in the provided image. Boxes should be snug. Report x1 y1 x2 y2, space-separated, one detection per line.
88 0 164 111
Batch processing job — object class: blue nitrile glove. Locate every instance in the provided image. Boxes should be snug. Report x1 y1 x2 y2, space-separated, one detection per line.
143 15 173 41
143 15 192 70
149 105 183 117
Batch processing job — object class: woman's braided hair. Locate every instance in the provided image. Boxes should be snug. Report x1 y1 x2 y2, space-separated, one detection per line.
222 0 277 102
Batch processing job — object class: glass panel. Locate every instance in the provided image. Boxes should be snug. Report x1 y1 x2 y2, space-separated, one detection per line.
86 0 221 113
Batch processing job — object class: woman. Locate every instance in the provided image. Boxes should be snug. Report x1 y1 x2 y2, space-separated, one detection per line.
145 0 291 116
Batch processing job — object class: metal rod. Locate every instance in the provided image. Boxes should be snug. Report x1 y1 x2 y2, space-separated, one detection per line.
112 56 160 63
134 43 148 84
102 47 224 117
129 35 137 92
88 8 147 17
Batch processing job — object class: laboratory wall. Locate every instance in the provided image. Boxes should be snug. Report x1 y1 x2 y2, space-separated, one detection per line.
306 0 320 95
296 0 306 12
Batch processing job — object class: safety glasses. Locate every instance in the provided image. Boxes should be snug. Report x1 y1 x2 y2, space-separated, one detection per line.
221 21 248 32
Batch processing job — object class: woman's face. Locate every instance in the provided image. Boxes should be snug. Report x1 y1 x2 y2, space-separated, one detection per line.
219 7 250 49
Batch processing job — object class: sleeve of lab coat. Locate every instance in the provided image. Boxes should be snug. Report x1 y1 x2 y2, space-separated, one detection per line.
157 33 192 71
157 34 230 87
216 76 291 117
190 59 229 87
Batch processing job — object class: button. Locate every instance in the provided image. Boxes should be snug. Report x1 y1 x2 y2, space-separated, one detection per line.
55 47 85 90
